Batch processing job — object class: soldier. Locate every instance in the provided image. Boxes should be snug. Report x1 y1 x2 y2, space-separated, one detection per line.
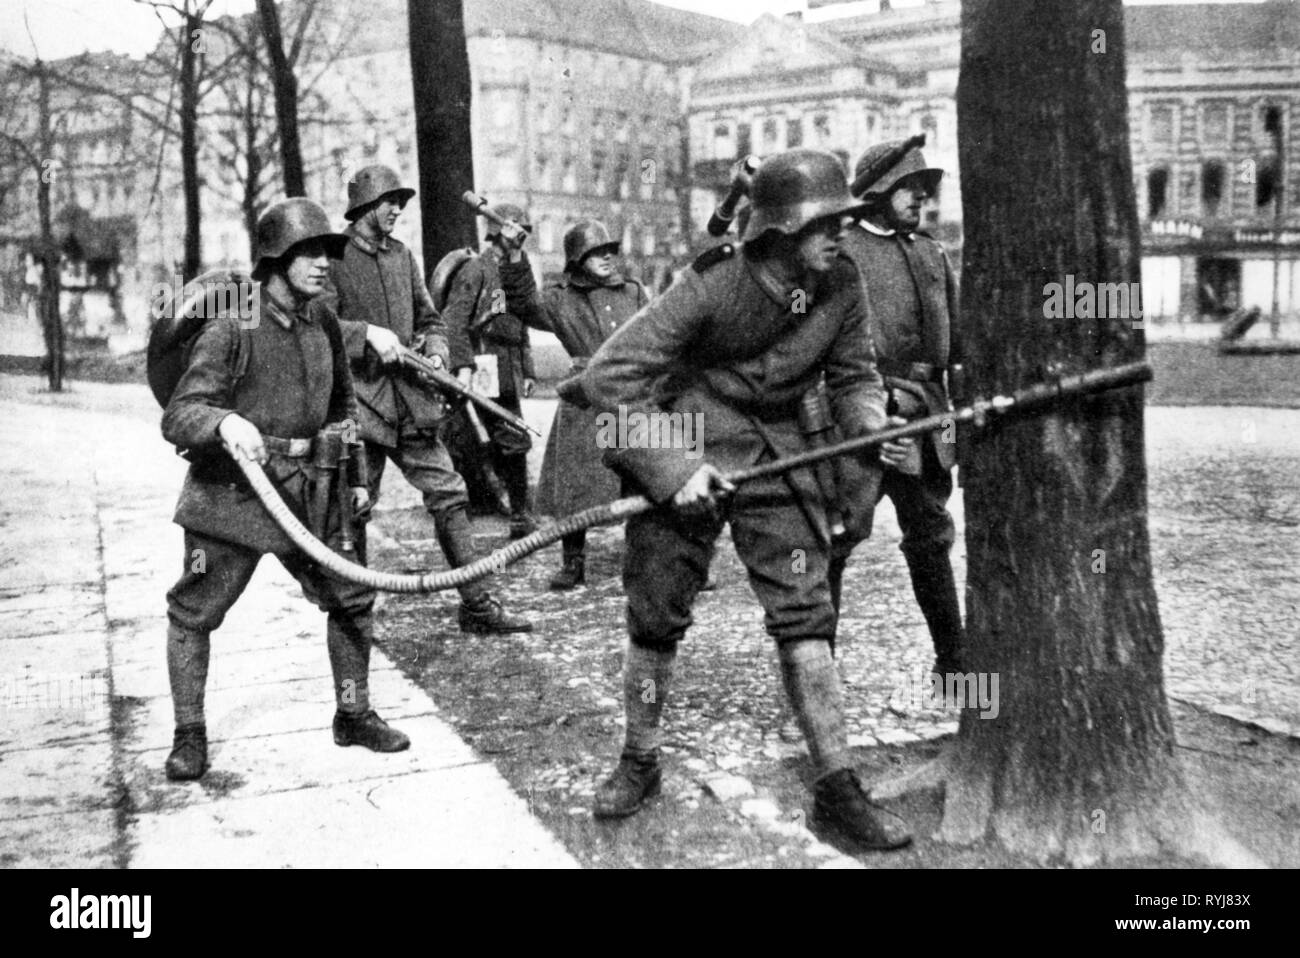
161 198 408 781
323 165 530 636
523 220 649 590
440 204 538 539
836 140 965 680
576 149 913 851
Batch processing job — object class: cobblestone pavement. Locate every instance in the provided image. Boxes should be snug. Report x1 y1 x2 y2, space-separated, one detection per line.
369 399 1299 866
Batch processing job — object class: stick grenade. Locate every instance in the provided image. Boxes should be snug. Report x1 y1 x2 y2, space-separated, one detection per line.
707 156 761 237
463 191 514 231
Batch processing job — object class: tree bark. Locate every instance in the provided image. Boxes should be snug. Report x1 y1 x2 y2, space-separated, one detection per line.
256 0 305 197
408 0 477 280
874 0 1249 866
35 59 64 392
181 6 202 280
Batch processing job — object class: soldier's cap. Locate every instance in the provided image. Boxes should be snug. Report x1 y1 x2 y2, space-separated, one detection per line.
345 164 416 221
852 140 944 200
742 148 866 243
253 198 348 279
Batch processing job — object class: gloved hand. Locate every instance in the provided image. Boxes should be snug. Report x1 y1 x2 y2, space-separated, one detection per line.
351 487 372 523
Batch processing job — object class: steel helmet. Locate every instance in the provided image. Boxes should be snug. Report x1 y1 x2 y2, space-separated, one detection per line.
563 220 620 270
345 164 416 221
741 149 863 242
253 198 348 279
851 140 944 200
485 203 532 238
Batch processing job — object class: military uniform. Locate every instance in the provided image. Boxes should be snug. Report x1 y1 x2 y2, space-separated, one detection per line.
582 149 911 851
532 269 648 519
584 241 887 650
835 163 965 674
164 291 371 628
325 226 472 508
441 244 537 525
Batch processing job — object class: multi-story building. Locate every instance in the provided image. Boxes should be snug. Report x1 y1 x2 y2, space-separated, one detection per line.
692 0 1299 322
253 0 741 286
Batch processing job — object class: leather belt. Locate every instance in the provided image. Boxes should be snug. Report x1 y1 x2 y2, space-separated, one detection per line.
877 357 945 384
263 435 313 458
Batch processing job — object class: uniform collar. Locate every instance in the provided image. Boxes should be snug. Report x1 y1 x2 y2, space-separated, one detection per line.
565 269 625 290
347 224 390 255
263 286 314 329
859 218 914 242
746 254 818 310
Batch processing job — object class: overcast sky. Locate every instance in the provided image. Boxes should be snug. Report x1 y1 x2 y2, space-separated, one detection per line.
0 0 1275 61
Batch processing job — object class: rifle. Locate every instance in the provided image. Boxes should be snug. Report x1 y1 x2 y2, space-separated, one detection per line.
399 347 540 437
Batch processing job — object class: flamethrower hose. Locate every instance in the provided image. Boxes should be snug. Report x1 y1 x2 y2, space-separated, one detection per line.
231 361 1152 593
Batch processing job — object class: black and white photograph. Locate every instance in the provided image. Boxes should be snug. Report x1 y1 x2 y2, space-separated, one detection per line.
0 0 1294 913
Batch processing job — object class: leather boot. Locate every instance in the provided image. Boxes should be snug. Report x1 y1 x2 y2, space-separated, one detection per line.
549 554 585 591
459 593 533 633
500 454 537 539
593 747 662 819
812 768 912 851
165 723 208 781
333 709 410 752
904 548 965 674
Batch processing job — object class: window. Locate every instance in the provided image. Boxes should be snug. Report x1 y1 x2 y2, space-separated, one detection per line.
1147 167 1169 218
1201 102 1229 145
812 114 831 145
534 152 550 192
712 122 735 161
1149 104 1175 144
643 225 656 257
787 117 803 148
865 113 877 139
592 150 606 196
1256 157 1280 208
736 122 752 157
562 156 577 193
762 117 781 151
1262 105 1283 137
920 113 938 147
614 155 630 200
1201 161 1225 216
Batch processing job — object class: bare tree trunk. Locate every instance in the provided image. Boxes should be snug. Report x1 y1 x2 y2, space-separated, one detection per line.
408 0 477 279
875 0 1251 867
256 0 305 197
242 72 262 262
35 59 63 392
181 5 202 280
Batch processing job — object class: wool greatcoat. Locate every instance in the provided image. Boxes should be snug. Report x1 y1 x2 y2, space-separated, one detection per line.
578 243 888 649
528 269 649 517
323 226 466 449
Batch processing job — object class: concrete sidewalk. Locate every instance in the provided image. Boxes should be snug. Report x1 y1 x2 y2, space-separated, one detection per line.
0 376 576 868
